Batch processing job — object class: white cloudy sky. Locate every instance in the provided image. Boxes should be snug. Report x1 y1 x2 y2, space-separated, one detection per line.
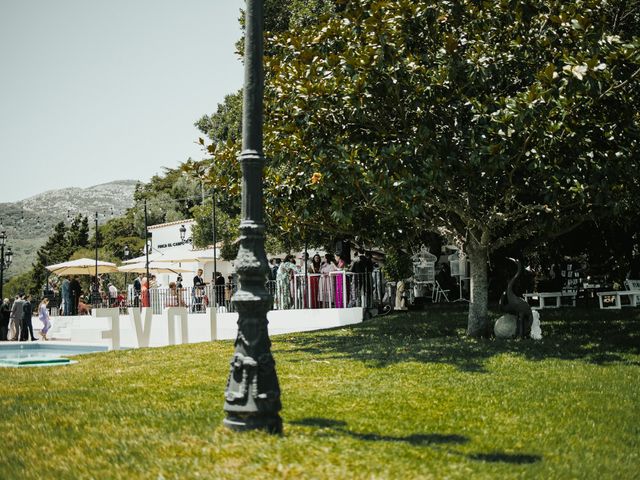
0 0 244 202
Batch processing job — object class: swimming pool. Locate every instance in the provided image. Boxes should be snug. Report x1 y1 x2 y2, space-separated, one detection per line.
0 343 109 367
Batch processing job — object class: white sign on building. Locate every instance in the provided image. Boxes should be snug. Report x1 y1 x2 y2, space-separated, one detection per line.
130 219 233 287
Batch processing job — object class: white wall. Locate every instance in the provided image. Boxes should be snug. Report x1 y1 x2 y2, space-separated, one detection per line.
45 307 364 349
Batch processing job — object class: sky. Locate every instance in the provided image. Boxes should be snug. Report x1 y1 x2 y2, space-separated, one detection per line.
0 0 244 203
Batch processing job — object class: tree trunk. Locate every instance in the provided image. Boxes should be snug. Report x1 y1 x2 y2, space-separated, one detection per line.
466 241 490 338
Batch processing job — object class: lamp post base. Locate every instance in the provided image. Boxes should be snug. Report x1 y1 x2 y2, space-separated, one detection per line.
223 413 283 434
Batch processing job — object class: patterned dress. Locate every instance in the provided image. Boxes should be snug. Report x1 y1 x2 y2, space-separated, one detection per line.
319 261 338 306
335 259 346 308
275 261 298 310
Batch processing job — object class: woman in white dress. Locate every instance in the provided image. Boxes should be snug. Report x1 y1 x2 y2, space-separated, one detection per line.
319 254 338 307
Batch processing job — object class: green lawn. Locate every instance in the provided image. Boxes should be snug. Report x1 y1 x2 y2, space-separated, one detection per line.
1 307 638 479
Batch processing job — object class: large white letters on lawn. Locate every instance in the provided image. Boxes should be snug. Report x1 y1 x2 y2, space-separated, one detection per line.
166 307 189 345
90 306 219 349
129 308 153 348
94 308 120 350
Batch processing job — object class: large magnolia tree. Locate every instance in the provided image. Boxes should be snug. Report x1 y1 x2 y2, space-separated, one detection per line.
201 0 639 336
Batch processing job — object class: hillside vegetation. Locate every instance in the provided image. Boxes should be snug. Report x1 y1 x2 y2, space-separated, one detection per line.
0 180 137 278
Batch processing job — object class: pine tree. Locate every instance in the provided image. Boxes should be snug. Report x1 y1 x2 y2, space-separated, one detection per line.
29 222 71 295
68 214 89 249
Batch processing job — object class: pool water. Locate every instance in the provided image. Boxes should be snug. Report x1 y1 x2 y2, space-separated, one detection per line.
0 343 109 367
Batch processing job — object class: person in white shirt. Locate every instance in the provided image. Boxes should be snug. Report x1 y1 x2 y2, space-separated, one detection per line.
108 283 118 307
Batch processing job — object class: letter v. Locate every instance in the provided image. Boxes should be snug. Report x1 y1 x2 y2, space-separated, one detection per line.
130 308 153 348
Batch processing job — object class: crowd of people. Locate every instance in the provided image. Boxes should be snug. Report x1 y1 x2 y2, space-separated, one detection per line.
43 275 98 315
270 249 377 310
0 294 52 341
127 269 231 312
0 250 381 341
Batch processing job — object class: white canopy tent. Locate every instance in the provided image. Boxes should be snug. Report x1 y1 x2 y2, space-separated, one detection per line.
123 246 220 264
46 258 118 276
117 262 193 275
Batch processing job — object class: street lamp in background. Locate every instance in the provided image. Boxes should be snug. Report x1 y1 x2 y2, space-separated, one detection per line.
123 245 130 303
179 224 187 242
91 212 100 306
222 0 282 434
0 232 13 300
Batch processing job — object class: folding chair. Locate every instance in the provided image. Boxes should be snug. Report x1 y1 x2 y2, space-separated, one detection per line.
432 280 450 303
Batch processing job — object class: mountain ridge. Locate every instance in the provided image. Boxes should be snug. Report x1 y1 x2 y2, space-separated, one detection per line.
15 179 140 205
0 180 139 279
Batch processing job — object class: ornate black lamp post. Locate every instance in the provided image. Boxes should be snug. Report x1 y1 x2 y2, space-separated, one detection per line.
212 189 218 283
0 231 13 300
144 200 150 284
223 0 282 434
93 212 100 306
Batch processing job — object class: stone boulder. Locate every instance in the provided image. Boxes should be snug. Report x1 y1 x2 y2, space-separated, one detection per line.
494 314 517 339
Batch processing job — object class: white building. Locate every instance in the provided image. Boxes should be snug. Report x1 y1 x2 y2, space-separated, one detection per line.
127 219 233 287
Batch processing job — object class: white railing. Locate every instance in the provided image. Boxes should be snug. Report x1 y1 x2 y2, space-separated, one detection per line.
132 271 386 314
291 271 382 310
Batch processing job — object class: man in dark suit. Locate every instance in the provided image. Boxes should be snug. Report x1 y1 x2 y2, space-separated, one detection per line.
349 249 374 307
214 272 225 307
0 298 11 341
20 295 37 341
133 273 142 307
192 269 206 312
69 276 82 315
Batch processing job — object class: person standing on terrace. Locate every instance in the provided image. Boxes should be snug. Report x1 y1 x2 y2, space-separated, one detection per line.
0 298 10 340
69 276 82 315
20 294 37 342
9 293 25 340
38 297 51 341
61 277 70 315
320 254 338 307
141 277 150 308
308 254 322 309
192 269 206 312
275 255 298 310
133 273 142 307
334 253 348 308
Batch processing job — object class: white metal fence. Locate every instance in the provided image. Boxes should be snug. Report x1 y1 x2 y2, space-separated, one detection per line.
141 271 386 314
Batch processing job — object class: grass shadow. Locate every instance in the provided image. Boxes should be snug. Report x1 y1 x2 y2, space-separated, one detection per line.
469 452 542 464
280 306 640 371
291 417 541 465
290 417 468 446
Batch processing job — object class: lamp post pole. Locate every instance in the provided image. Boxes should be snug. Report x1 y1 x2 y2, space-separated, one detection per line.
212 188 218 286
94 212 99 306
223 0 282 434
123 245 130 304
0 232 5 301
0 231 10 300
144 200 150 284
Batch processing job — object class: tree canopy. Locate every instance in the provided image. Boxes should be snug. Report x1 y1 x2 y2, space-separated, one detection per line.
201 0 640 335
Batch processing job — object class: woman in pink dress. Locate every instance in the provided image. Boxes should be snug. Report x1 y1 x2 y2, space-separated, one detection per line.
334 253 347 308
141 277 150 308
